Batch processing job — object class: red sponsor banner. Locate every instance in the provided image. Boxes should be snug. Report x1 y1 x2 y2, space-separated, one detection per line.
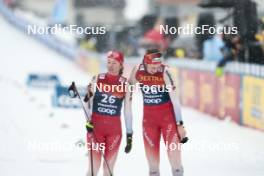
180 69 200 109
217 73 241 123
177 67 241 125
198 71 218 116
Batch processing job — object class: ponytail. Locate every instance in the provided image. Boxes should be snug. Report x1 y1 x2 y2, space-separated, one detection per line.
119 66 124 75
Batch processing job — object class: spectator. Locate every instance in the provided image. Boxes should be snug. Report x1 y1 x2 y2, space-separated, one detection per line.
140 18 169 52
216 34 245 76
203 34 225 62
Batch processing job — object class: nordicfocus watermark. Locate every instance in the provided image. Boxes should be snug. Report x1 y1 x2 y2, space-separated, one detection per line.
27 24 106 35
27 140 105 152
160 24 238 35
92 82 174 94
24 140 238 153
163 141 239 152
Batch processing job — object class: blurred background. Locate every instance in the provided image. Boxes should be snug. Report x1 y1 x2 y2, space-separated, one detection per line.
3 0 264 61
0 0 264 176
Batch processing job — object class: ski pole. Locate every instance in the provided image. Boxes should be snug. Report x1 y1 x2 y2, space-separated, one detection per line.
68 82 113 176
84 82 113 176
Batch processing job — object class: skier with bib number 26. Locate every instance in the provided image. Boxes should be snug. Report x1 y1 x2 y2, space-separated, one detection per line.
128 49 187 176
84 50 133 176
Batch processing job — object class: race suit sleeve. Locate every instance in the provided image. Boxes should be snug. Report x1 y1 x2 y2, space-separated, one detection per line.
123 65 140 134
85 75 97 121
123 82 133 134
163 67 183 123
128 65 139 85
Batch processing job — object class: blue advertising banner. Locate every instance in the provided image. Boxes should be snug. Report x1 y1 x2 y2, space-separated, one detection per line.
52 84 86 108
27 74 60 88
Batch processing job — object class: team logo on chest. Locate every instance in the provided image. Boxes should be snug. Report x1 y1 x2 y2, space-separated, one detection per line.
138 75 163 84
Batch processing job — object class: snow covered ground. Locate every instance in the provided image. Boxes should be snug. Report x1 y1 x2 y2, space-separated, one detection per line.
0 15 264 176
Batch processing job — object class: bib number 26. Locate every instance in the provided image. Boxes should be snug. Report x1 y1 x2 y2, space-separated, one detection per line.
101 94 116 104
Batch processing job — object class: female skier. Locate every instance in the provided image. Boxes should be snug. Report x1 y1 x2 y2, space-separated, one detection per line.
128 49 187 176
85 50 133 176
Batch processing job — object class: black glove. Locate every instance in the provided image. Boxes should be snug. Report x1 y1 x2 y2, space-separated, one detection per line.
85 121 94 133
180 137 189 144
84 93 89 102
124 133 132 153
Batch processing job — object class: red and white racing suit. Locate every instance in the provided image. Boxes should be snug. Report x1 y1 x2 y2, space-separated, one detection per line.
86 73 132 176
129 64 183 176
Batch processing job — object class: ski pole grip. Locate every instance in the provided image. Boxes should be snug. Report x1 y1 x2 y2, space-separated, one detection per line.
68 81 78 98
180 137 188 144
72 81 76 87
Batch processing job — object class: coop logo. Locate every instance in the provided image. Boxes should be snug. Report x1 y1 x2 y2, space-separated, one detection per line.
98 107 116 115
144 98 162 104
27 74 60 88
